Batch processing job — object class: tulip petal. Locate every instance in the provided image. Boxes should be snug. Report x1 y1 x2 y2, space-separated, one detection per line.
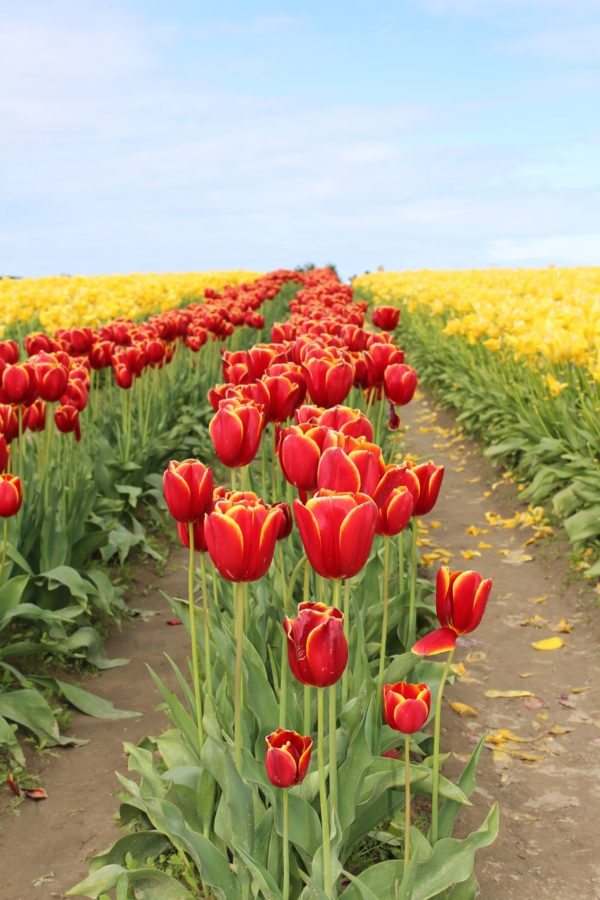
339 498 378 578
205 513 245 580
265 745 297 788
412 627 457 656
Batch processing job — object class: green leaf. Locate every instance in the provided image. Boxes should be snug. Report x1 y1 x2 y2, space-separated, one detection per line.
201 736 254 855
115 867 195 898
89 831 169 871
235 845 283 900
438 735 486 839
53 680 140 719
63 627 128 669
0 575 30 614
0 713 25 765
0 688 76 746
41 565 91 603
66 864 126 897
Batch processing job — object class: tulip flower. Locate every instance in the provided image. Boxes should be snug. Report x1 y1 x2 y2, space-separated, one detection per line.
384 363 418 407
316 440 385 496
373 470 414 536
302 352 354 407
383 681 431 734
412 567 493 656
0 404 19 443
205 494 284 581
176 518 208 552
163 459 214 523
54 404 81 442
24 400 46 433
0 363 38 405
0 435 7 472
372 305 400 330
261 370 305 422
284 601 348 687
0 340 19 366
0 473 23 518
410 461 445 516
209 400 265 468
293 489 378 579
34 356 69 403
278 422 336 493
265 729 313 788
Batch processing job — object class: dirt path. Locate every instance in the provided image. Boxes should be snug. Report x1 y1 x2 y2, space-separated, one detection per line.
0 548 190 900
402 391 600 899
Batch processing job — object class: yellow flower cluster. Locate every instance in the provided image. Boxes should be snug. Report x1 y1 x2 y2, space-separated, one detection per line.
354 268 600 378
0 270 262 336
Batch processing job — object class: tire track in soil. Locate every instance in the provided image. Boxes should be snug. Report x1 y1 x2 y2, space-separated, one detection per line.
0 549 190 900
401 390 600 899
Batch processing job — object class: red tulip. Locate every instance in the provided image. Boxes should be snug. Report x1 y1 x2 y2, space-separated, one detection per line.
113 362 134 389
89 341 114 370
176 518 208 552
163 459 214 523
0 341 19 365
410 461 445 516
0 435 8 471
209 400 265 468
205 495 284 581
372 468 415 536
383 681 431 733
284 601 348 687
0 473 23 517
364 343 404 389
372 306 400 330
278 423 340 493
265 729 313 787
1 363 38 405
412 567 493 655
384 364 418 406
294 489 378 579
34 356 68 403
316 440 385 496
260 371 305 422
302 352 354 407
54 404 81 441
24 400 47 433
0 404 19 443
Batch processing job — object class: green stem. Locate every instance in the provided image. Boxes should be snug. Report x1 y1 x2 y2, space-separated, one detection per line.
187 524 204 748
341 580 350 706
0 518 9 585
377 538 391 707
397 530 404 598
282 789 290 900
431 648 455 844
407 517 418 648
318 688 333 899
279 543 289 727
404 734 411 870
199 553 213 698
375 392 386 445
234 581 245 771
328 684 338 819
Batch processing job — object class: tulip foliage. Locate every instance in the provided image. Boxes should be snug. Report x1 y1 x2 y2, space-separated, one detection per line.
71 268 499 900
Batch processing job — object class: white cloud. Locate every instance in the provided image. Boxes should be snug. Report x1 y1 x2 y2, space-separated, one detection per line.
487 233 600 264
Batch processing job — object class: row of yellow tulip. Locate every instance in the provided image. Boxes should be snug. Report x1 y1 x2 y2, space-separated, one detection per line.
0 270 263 336
353 267 600 379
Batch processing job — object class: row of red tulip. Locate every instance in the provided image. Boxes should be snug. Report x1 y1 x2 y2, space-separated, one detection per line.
161 268 493 896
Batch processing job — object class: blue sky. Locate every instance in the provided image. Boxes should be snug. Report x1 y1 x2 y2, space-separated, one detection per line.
2 0 599 278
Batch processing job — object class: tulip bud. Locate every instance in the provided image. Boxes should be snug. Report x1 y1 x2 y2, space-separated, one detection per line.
383 681 431 733
205 495 284 581
285 602 348 687
209 400 265 468
0 473 23 517
163 460 214 523
1 363 38 405
54 404 81 442
384 364 418 406
411 461 445 516
302 353 354 408
265 729 313 788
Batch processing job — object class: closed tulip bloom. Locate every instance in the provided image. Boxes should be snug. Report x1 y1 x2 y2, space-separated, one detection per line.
24 400 47 433
0 435 8 471
54 404 81 442
294 489 378 579
1 363 38 405
0 404 19 443
163 459 214 523
0 340 20 365
265 729 313 788
278 423 337 493
384 364 418 406
373 468 415 536
284 601 348 687
411 461 445 516
0 473 23 517
412 567 493 655
302 353 354 407
383 682 431 733
205 495 284 581
315 405 373 441
372 305 400 330
208 380 270 412
365 343 405 389
316 441 385 496
35 357 68 403
209 400 265 468
176 518 208 552
261 371 305 422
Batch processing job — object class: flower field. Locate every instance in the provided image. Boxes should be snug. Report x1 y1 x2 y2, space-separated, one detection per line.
0 267 503 899
354 268 600 579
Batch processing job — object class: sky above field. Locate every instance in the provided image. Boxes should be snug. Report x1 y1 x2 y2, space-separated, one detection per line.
2 0 600 278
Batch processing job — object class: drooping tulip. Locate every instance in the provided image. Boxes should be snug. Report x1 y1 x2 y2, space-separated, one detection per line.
383 681 431 733
293 489 378 579
284 601 348 687
163 459 214 523
412 567 493 655
265 729 313 787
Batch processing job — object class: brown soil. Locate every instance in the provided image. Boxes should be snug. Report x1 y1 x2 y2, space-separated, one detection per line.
402 392 600 900
0 549 190 900
1 391 599 899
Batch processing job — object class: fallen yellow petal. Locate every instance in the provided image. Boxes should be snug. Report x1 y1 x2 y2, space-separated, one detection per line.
549 618 574 633
519 615 547 628
548 725 573 735
532 636 565 651
461 549 481 560
484 689 534 699
449 701 479 717
429 520 442 529
528 594 549 605
478 541 493 549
